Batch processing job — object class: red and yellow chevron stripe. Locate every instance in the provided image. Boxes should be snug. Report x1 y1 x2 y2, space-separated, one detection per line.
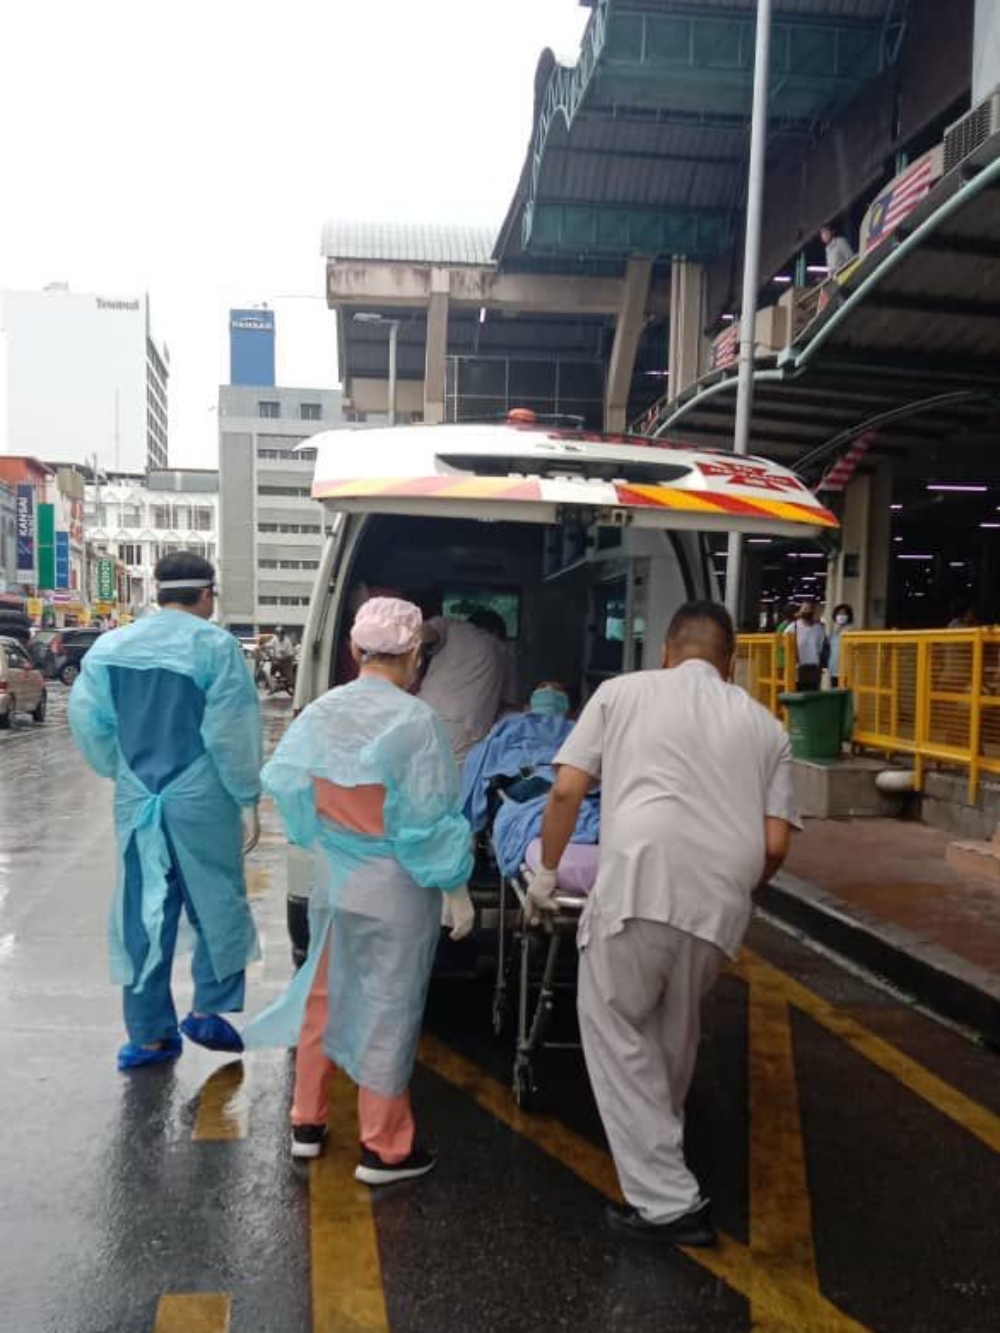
312 475 837 529
313 476 543 502
615 483 838 528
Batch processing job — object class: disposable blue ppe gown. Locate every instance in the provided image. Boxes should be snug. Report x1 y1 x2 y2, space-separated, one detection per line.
244 675 473 1097
69 612 262 990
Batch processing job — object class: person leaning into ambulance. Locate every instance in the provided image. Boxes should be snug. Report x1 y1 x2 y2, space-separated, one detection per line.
526 601 798 1247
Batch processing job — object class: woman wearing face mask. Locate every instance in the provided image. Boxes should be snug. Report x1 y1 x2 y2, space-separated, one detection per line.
828 603 854 688
245 598 474 1180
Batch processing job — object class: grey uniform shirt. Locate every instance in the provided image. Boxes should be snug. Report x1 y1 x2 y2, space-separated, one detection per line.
554 659 798 958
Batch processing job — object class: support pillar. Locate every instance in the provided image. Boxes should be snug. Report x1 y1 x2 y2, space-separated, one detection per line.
605 257 653 433
423 268 450 425
667 259 706 396
827 470 891 628
974 0 1000 102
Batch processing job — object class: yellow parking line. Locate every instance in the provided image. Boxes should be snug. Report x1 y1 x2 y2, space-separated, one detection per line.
418 1035 874 1333
153 1293 231 1332
742 951 1000 1156
192 1061 249 1141
310 1076 389 1333
747 965 818 1331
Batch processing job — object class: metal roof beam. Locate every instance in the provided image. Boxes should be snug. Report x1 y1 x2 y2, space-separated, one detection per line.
525 201 733 260
864 291 1000 321
908 234 1000 262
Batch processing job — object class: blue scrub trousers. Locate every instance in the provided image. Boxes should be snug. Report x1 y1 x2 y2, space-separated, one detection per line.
122 834 245 1045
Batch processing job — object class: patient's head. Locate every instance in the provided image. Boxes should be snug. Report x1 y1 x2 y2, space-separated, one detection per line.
529 681 571 717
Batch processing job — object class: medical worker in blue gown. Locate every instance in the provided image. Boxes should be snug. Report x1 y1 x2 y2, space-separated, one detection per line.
244 597 475 1182
69 553 263 1071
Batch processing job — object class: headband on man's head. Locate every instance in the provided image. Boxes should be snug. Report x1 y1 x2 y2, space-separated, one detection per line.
157 578 214 591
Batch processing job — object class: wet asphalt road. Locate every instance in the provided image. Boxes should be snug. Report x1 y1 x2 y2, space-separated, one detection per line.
2 691 1000 1333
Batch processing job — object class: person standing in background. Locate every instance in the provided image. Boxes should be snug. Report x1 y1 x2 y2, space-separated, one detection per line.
785 601 827 691
820 224 854 275
828 603 854 688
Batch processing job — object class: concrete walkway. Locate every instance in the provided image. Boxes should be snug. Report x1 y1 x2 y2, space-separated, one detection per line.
760 818 1000 1045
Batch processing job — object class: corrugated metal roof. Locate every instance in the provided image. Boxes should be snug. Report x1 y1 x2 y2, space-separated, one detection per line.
322 221 496 267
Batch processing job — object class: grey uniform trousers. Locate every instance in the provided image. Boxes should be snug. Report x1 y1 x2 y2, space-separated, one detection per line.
577 918 724 1224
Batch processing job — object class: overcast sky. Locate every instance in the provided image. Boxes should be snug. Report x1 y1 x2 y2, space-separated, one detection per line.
1 0 589 467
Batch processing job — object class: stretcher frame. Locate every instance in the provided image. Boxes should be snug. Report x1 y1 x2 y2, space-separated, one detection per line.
492 860 586 1111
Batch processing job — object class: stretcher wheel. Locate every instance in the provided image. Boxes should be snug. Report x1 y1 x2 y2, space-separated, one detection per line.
513 1061 539 1113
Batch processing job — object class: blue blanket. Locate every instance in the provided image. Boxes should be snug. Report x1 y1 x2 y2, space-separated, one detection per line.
493 791 601 877
461 713 575 830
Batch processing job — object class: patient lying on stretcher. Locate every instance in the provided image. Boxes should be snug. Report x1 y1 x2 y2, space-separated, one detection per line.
460 683 600 889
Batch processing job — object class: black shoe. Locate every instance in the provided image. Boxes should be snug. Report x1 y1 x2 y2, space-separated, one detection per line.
291 1124 328 1160
606 1200 716 1248
355 1144 437 1186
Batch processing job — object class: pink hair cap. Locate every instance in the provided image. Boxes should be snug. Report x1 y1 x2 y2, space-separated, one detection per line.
351 597 423 656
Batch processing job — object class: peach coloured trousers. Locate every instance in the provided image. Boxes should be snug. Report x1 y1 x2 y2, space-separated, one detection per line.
291 941 415 1163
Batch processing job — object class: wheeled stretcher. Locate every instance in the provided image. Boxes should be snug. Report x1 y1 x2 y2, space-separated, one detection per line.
492 835 599 1110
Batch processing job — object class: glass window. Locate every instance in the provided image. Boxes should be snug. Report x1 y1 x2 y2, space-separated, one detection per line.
441 587 521 640
193 507 214 532
300 403 322 421
151 505 170 530
259 401 280 419
122 505 142 528
173 506 191 530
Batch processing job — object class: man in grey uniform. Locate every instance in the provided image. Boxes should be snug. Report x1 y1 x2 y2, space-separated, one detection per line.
527 601 797 1247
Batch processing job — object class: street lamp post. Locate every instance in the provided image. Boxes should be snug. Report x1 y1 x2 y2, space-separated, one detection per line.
353 313 401 426
725 0 773 622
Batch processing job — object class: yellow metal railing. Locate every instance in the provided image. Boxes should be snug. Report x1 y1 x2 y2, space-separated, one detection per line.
737 628 1000 801
735 633 797 716
841 628 1000 802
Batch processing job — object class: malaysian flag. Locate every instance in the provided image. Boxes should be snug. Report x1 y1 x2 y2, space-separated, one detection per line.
711 322 739 369
864 150 942 252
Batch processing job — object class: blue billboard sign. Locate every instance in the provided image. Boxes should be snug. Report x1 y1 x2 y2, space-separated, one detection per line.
230 307 276 387
15 485 34 576
55 531 70 589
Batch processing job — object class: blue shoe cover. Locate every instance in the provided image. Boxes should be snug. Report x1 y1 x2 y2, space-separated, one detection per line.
180 1013 245 1053
117 1034 182 1072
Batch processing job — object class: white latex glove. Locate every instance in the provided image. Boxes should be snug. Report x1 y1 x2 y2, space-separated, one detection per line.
524 865 559 925
242 804 261 855
444 885 475 941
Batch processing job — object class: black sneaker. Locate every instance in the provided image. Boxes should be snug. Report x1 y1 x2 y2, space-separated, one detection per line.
606 1199 716 1248
291 1124 328 1160
355 1144 437 1186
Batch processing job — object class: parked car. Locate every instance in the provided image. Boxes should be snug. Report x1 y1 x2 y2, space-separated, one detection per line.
0 636 47 728
51 627 104 685
26 628 59 678
0 607 32 646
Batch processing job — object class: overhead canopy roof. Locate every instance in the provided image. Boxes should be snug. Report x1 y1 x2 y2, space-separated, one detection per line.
495 0 908 270
322 221 496 267
656 135 1000 483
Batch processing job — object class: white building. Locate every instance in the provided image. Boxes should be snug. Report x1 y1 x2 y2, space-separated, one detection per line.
218 385 345 633
0 285 169 474
84 469 218 613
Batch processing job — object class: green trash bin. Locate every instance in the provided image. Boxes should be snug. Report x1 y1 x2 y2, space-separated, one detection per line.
778 689 853 761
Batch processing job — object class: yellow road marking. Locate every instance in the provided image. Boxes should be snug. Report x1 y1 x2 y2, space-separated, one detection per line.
192 1061 249 1141
153 1293 231 1333
747 964 818 1331
310 1076 389 1333
418 1035 874 1333
741 951 1000 1156
246 866 272 899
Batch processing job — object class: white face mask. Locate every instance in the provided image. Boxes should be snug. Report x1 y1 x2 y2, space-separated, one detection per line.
835 614 850 627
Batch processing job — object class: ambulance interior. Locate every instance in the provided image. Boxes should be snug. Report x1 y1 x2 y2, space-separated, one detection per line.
321 512 715 708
